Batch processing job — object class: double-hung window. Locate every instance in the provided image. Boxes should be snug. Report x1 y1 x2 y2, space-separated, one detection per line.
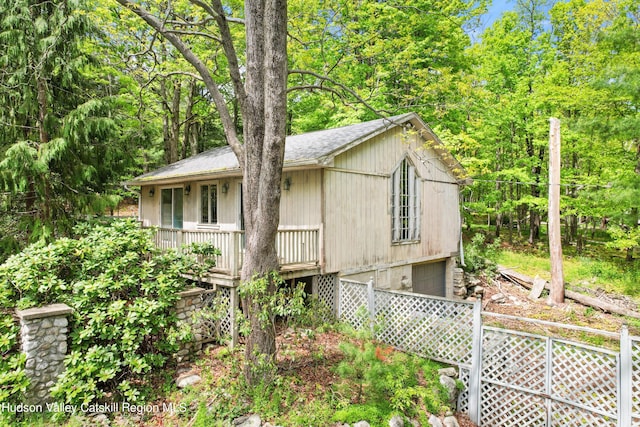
391 157 420 242
200 183 218 225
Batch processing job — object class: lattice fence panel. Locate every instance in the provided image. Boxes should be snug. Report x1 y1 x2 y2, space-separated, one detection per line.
550 402 616 426
338 280 368 330
632 338 640 424
200 287 231 343
550 339 618 418
482 328 546 393
317 274 337 318
480 383 546 427
374 290 474 366
457 367 470 414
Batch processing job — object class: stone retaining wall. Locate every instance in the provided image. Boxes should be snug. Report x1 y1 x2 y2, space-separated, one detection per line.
15 287 233 402
174 287 206 362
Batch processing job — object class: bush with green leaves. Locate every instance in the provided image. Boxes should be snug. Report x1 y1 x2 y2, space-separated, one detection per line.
462 233 501 274
0 285 28 409
0 219 194 406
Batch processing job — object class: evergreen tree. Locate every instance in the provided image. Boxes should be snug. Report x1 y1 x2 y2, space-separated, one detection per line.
0 0 129 258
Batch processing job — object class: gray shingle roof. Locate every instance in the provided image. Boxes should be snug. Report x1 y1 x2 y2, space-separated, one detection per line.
127 112 427 184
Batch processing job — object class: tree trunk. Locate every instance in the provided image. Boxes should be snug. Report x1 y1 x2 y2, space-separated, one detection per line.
114 0 289 387
183 79 197 158
241 0 288 385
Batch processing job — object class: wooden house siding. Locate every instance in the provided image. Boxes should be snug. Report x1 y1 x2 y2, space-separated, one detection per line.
279 169 322 228
323 126 461 275
131 113 465 294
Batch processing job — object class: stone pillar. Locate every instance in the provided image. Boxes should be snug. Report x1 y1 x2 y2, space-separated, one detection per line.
452 267 467 299
16 303 72 404
175 287 206 362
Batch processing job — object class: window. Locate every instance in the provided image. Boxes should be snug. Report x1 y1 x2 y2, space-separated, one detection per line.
391 157 420 242
200 184 218 224
161 188 183 229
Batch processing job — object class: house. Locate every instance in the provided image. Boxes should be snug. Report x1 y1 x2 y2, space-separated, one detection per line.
126 112 467 298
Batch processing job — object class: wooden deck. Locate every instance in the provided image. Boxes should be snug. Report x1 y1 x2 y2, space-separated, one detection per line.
151 227 321 286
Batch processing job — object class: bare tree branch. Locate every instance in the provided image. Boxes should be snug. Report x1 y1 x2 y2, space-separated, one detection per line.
209 0 247 114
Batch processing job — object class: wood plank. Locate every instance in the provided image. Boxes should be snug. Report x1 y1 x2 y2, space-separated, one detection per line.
498 267 640 319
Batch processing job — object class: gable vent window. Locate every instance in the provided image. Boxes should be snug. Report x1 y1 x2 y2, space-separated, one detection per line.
200 184 218 224
391 158 420 242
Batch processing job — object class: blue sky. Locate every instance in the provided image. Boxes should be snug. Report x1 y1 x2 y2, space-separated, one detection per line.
484 0 515 25
470 0 553 42
466 1 515 42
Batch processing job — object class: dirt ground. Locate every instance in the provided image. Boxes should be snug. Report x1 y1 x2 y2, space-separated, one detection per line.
143 273 639 427
477 271 638 340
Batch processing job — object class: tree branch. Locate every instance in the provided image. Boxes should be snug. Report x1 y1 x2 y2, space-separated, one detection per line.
288 69 393 116
188 0 246 25
165 29 221 42
114 0 244 164
208 0 247 114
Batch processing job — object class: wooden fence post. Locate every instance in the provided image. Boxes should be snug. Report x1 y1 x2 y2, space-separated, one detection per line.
468 300 483 424
229 287 239 349
548 117 564 305
367 278 375 337
620 325 632 426
336 278 343 320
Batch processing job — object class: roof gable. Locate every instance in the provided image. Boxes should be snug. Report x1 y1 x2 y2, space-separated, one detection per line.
126 112 466 185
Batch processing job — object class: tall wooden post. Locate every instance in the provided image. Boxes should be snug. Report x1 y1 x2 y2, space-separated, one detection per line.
548 118 564 305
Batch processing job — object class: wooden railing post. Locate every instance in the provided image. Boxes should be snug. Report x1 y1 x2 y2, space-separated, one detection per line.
177 229 183 250
229 287 239 349
229 231 240 277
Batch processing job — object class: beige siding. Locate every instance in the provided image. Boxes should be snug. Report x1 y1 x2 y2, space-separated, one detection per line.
279 169 322 227
140 180 244 231
140 172 322 232
324 170 389 273
139 185 158 226
324 127 460 274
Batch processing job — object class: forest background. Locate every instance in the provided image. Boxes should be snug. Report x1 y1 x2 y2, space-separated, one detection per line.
0 0 638 263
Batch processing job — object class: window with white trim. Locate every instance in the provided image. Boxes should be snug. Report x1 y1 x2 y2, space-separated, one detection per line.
391 157 420 242
161 187 183 229
200 183 218 224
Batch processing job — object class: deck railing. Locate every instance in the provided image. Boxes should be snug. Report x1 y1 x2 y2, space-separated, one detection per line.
152 227 320 276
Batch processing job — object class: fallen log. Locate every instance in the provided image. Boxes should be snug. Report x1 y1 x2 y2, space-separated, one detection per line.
497 267 640 320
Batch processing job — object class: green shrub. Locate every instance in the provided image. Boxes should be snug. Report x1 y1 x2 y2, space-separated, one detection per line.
462 233 500 274
0 272 28 421
333 403 388 425
0 219 195 407
335 340 449 420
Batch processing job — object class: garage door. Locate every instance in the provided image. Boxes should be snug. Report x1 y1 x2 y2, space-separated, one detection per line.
412 262 445 297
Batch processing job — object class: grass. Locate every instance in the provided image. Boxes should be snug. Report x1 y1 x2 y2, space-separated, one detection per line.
494 250 640 299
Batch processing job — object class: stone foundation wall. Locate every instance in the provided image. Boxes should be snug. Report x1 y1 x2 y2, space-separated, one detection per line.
16 304 72 404
452 267 485 301
174 287 206 362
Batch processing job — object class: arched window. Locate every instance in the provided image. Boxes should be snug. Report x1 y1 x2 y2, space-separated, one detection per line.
391 157 420 242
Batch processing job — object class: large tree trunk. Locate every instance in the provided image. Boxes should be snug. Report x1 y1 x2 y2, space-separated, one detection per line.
241 0 288 385
115 0 289 387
